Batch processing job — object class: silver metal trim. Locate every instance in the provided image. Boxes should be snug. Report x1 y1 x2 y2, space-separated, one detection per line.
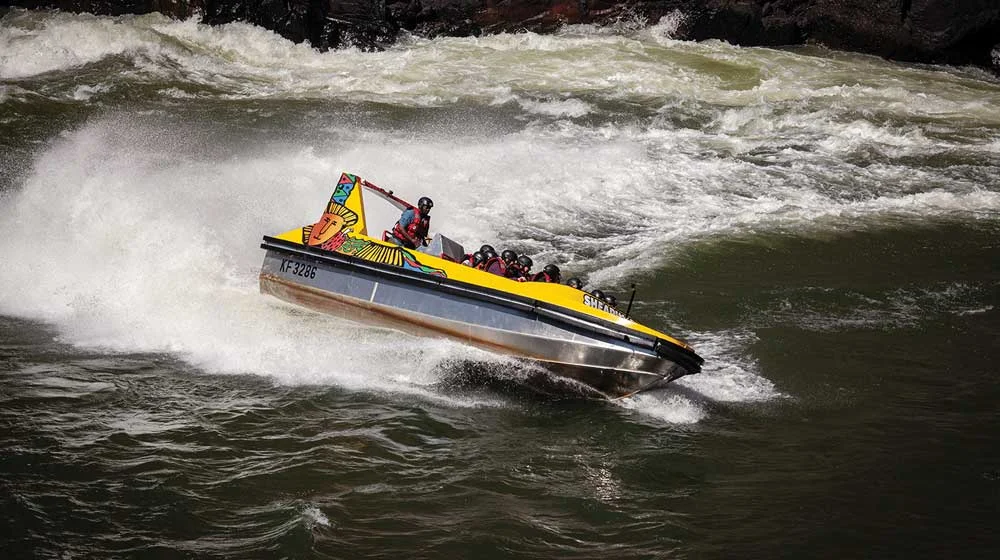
258 246 698 397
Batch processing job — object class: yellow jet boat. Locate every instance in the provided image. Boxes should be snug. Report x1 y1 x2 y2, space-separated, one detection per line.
259 172 703 398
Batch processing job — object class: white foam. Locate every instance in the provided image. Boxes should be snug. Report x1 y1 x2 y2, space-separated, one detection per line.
0 115 765 415
615 391 706 424
612 328 779 423
71 84 110 101
517 97 592 117
0 119 512 406
675 330 780 401
649 11 686 42
0 11 161 79
302 506 331 528
3 113 989 406
4 10 999 124
158 87 198 99
2 12 998 418
774 282 996 331
958 306 994 316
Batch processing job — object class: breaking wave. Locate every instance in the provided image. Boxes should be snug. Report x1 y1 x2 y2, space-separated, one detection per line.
2 10 999 420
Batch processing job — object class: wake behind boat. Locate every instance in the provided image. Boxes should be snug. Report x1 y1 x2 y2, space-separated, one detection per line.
259 172 703 398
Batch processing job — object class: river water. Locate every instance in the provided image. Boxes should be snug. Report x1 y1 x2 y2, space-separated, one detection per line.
1 9 998 558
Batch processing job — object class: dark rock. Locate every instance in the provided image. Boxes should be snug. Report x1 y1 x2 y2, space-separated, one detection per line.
200 1 316 45
684 1 802 46
908 0 1000 66
198 1 397 51
684 1 1000 67
397 0 482 38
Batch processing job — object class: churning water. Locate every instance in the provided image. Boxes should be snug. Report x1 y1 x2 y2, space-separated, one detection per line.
2 10 998 558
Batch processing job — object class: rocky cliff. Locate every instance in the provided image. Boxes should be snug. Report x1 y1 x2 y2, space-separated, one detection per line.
6 1 999 69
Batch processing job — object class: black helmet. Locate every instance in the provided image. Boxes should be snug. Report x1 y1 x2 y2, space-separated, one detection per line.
418 197 433 211
566 277 583 290
472 251 486 267
517 255 533 271
483 248 497 260
501 249 517 264
543 264 561 280
605 294 617 307
479 244 495 255
591 289 606 300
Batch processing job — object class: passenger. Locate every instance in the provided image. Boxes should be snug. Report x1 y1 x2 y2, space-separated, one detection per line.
484 249 517 277
461 250 484 267
462 244 496 266
566 277 583 290
605 294 617 308
389 196 433 249
508 255 533 282
480 247 497 268
532 264 561 283
471 251 487 268
591 289 606 301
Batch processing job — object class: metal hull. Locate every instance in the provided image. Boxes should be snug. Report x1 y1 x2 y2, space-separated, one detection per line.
259 242 694 398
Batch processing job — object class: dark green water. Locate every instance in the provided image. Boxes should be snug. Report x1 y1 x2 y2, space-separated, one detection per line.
4 223 998 557
2 10 999 558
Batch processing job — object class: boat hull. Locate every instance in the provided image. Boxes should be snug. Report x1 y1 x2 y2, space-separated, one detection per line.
259 240 695 398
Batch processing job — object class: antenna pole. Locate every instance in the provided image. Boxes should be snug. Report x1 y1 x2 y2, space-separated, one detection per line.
625 284 637 318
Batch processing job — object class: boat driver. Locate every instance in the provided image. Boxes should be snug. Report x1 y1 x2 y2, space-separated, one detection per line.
390 196 433 249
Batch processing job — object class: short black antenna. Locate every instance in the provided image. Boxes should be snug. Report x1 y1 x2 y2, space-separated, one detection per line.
625 284 637 318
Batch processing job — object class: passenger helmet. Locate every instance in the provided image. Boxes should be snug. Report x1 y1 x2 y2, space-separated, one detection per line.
543 264 561 280
417 197 434 212
483 248 497 261
517 255 533 271
591 289 606 300
472 251 486 267
501 249 517 264
605 294 617 307
479 244 495 255
566 277 583 290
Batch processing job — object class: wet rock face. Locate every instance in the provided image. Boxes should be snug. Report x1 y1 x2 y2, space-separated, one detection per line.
9 1 398 50
6 1 1000 69
686 0 1000 67
196 1 399 51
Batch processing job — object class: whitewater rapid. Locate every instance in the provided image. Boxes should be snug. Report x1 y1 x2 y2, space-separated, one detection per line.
2 10 998 421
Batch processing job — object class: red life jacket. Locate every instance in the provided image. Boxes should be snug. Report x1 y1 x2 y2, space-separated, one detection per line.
391 208 429 249
483 257 507 276
532 271 556 283
505 264 526 280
